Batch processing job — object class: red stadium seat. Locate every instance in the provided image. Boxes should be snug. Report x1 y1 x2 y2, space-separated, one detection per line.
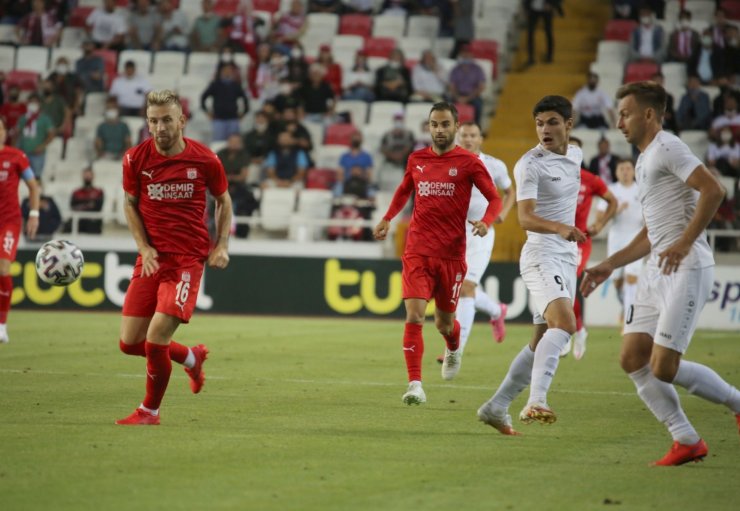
363 37 396 58
5 70 40 92
214 0 240 16
721 0 740 19
68 6 94 28
623 61 659 83
468 39 499 79
253 0 281 13
306 168 337 190
604 19 637 42
455 103 475 123
325 123 358 146
93 49 118 89
339 14 373 37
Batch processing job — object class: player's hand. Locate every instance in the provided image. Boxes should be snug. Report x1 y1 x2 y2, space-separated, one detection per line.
140 245 160 277
558 225 587 243
494 215 504 224
658 239 691 274
373 219 390 240
580 261 614 297
469 220 488 237
25 217 39 239
618 202 629 213
207 246 230 269
587 222 604 237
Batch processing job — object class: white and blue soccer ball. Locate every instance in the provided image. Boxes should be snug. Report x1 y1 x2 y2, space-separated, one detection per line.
35 240 85 286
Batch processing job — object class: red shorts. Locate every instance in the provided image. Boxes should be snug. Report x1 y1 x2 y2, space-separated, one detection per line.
122 253 204 323
1 220 21 262
577 238 592 277
402 254 466 313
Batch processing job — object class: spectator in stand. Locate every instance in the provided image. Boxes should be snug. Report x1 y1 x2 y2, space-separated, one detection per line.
286 45 309 92
708 126 740 178
128 0 161 51
271 77 301 113
375 48 412 103
243 110 274 165
68 167 105 235
316 44 343 96
335 131 373 197
342 50 375 103
217 133 251 187
48 56 84 117
613 0 640 20
447 44 485 125
380 0 408 16
279 106 313 156
310 0 343 13
0 0 32 25
95 98 132 160
86 0 128 51
676 75 712 131
712 79 740 117
710 94 740 140
76 40 106 94
689 28 727 84
255 48 289 103
572 72 615 129
343 0 375 14
668 9 700 65
272 0 307 54
449 0 474 58
709 8 729 49
413 119 432 150
725 27 740 78
190 0 222 52
109 60 152 117
227 0 261 59
0 86 27 144
40 78 72 137
201 63 250 142
155 0 190 52
524 0 563 65
378 111 415 189
247 42 273 99
298 63 336 125
262 131 308 188
21 183 61 242
588 137 619 184
629 5 665 63
411 50 448 103
651 71 678 133
16 0 61 48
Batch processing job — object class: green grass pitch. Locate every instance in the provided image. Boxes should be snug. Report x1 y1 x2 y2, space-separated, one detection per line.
1 311 739 511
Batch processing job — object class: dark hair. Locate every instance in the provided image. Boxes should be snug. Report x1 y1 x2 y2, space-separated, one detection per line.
124 60 135 68
679 9 691 18
615 81 666 117
532 95 573 120
429 102 458 123
460 121 480 130
616 158 634 166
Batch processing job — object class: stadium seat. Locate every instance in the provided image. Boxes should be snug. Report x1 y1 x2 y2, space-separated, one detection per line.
118 49 152 74
433 37 455 59
68 6 94 28
289 188 334 241
398 36 428 61
717 175 736 201
339 14 372 37
590 60 624 83
455 103 475 124
596 41 629 65
305 168 337 190
93 49 118 87
153 51 187 76
16 46 50 74
360 123 388 153
4 70 40 92
722 0 740 19
0 45 15 71
623 61 659 83
213 0 239 16
325 123 358 146
363 37 396 58
315 144 347 169
260 188 297 231
0 24 17 45
331 34 365 55
366 56 389 72
604 19 637 41
372 15 406 38
186 51 219 78
306 13 340 40
91 159 123 189
570 128 603 162
64 137 92 163
83 92 109 119
406 15 439 38
253 0 280 12
603 129 632 159
368 101 404 127
679 130 710 160
335 99 368 125
468 39 499 79
661 62 687 89
404 102 433 139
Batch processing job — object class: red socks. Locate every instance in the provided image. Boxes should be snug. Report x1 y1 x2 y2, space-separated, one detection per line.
142 341 172 411
574 294 583 332
443 320 461 351
0 275 12 324
120 339 189 364
403 323 424 382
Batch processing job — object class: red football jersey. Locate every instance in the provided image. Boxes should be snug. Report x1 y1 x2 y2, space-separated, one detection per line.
122 138 228 258
575 169 608 232
0 146 32 223
383 146 502 260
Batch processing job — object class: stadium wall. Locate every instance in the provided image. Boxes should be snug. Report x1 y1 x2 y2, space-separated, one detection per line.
10 249 740 330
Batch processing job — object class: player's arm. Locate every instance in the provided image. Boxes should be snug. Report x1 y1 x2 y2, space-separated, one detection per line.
496 185 515 223
373 167 413 240
517 199 586 242
581 226 651 297
658 164 725 274
23 170 40 239
208 191 232 269
123 192 159 277
471 163 502 237
588 189 618 236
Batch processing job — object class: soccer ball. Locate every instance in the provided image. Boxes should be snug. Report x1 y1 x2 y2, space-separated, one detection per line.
35 240 85 286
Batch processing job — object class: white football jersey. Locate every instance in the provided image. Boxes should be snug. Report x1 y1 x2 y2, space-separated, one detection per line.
467 152 512 222
598 181 643 237
636 131 714 269
515 143 582 264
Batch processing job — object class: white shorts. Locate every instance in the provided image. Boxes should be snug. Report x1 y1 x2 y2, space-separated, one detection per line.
623 263 713 354
607 231 644 279
464 229 494 284
520 250 577 325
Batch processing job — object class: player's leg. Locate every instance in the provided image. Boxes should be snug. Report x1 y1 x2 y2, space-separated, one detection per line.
402 298 428 405
434 258 465 380
622 273 638 323
456 280 476 353
568 241 591 359
473 287 507 342
0 222 21 343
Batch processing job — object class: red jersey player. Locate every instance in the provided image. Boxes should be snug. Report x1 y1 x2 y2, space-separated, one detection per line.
560 140 617 360
0 118 40 344
373 102 502 405
116 90 232 426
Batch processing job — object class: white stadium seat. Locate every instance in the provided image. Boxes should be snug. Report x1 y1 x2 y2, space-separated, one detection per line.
288 189 334 241
16 46 49 73
314 144 347 170
260 188 297 231
335 100 368 125
118 49 152 74
368 101 404 127
153 51 187 76
372 15 406 38
406 15 439 38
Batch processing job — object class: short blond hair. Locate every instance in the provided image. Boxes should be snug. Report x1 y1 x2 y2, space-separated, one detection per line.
145 89 183 112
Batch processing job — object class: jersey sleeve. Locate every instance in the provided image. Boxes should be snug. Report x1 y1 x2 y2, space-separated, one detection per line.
664 137 703 182
207 152 229 197
592 173 609 197
122 150 139 197
16 151 32 175
514 157 539 201
492 160 512 191
471 158 502 225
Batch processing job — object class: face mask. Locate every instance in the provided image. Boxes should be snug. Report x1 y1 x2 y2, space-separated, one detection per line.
105 109 118 120
641 15 652 26
27 103 39 114
350 140 361 148
83 179 93 187
279 84 292 95
290 48 303 59
56 64 69 74
255 122 267 132
702 36 713 46
721 131 733 143
221 54 233 63
680 19 691 29
587 82 597 90
394 121 404 129
42 89 53 97
389 61 401 69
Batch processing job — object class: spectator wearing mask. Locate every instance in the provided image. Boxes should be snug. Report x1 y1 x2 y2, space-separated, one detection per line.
39 79 72 137
190 0 222 52
201 63 250 142
128 0 161 51
75 40 106 94
710 94 740 140
86 0 127 51
0 86 27 144
668 10 701 64
216 133 258 237
572 72 615 129
68 167 105 234
342 50 375 103
48 57 84 117
95 98 132 160
411 50 448 103
262 131 308 189
272 0 307 54
155 0 190 52
378 111 415 190
676 75 712 131
375 48 412 103
286 45 309 92
708 8 729 49
109 60 152 117
316 44 343 96
447 44 485 125
298 63 336 125
278 106 313 156
227 0 261 59
689 28 727 84
21 182 61 242
243 110 274 165
629 6 665 63
335 131 373 198
587 137 619 184
708 127 740 178
16 0 61 47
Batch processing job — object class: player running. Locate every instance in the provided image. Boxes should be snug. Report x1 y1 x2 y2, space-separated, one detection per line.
373 102 502 405
116 90 232 425
582 81 740 465
0 118 40 344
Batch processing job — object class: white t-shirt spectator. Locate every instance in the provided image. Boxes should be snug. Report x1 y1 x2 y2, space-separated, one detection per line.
411 63 448 98
87 8 127 45
573 86 613 120
707 142 740 162
710 112 740 132
160 9 190 50
109 75 153 110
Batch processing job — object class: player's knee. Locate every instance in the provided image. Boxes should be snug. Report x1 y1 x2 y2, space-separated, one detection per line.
625 274 638 284
119 340 145 357
434 317 454 336
460 280 476 297
548 317 576 335
405 314 424 324
620 351 640 373
650 359 678 383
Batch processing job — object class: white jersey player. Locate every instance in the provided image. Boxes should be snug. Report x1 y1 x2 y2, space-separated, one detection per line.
596 159 644 320
439 122 516 380
478 96 587 434
582 81 740 466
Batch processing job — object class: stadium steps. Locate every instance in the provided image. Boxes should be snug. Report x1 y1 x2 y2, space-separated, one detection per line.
484 0 612 262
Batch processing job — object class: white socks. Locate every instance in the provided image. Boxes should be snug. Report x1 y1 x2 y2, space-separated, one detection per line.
674 360 740 413
629 365 699 445
528 328 570 406
456 297 475 353
622 281 637 319
475 287 502 320
183 349 196 369
490 345 535 411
